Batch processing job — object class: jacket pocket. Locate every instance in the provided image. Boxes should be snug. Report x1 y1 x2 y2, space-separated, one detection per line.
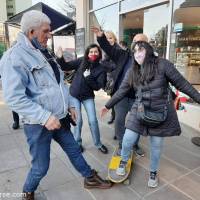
30 64 50 88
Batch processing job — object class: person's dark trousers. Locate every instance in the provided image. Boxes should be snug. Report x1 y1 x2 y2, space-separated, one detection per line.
23 124 92 192
111 107 115 121
12 111 19 124
114 97 140 148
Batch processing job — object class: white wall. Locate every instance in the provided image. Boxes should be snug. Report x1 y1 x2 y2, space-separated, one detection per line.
0 0 7 22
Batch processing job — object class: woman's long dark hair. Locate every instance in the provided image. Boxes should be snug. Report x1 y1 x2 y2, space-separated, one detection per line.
129 41 158 87
81 43 102 71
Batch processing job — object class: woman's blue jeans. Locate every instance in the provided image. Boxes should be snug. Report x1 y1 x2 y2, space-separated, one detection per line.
23 124 92 192
121 129 164 172
73 97 102 148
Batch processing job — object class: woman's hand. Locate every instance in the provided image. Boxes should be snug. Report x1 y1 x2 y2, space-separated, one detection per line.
83 69 91 77
56 46 63 58
100 107 109 118
91 26 104 37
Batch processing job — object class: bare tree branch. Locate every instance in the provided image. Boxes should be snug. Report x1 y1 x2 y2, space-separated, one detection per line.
59 0 76 19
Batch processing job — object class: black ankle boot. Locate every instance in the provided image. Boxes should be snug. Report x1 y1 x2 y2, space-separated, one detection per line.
12 121 19 129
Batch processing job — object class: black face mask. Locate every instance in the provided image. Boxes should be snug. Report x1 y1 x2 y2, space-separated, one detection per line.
31 37 46 51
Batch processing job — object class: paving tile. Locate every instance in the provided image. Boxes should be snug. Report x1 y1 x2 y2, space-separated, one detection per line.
0 167 28 193
162 143 200 170
137 154 189 182
86 146 113 167
12 132 28 147
0 148 27 173
44 179 93 200
80 151 107 172
164 135 200 158
87 169 141 200
172 172 200 200
194 167 200 175
0 123 12 136
129 163 166 197
40 158 76 191
0 134 18 152
144 185 191 200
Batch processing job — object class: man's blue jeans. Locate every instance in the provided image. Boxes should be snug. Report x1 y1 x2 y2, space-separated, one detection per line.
23 124 92 192
121 129 164 172
73 97 102 148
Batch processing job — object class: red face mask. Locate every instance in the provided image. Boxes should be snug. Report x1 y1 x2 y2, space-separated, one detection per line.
88 54 99 62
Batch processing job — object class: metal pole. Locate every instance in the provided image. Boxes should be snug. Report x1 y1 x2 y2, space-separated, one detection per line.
4 22 10 48
166 0 174 59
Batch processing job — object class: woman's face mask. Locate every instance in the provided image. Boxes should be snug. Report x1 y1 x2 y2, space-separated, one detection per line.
88 47 100 62
134 46 146 65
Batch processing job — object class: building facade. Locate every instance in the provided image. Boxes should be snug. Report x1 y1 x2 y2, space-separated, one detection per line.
0 0 32 57
76 0 200 131
0 0 32 21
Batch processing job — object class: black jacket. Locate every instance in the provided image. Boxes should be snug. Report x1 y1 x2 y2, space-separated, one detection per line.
105 58 200 137
59 57 106 101
97 34 134 98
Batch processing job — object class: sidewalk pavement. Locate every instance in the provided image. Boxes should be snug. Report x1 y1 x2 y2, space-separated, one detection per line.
0 86 200 200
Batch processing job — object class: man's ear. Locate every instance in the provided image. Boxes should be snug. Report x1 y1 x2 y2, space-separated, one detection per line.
27 29 35 41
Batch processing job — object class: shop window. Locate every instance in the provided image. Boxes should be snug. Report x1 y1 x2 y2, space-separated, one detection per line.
121 3 169 57
170 0 200 90
143 4 169 58
89 0 118 10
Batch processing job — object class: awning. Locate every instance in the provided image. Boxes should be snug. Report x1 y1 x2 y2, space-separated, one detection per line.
5 2 76 35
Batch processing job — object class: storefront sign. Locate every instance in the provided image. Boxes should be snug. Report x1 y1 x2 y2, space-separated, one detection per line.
174 23 183 32
75 28 85 57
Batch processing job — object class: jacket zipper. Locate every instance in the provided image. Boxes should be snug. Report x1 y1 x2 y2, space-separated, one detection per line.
60 84 66 114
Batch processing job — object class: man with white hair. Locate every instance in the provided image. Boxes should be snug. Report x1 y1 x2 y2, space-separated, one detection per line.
0 10 112 200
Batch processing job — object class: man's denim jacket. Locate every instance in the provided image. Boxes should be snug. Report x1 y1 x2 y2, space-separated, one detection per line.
0 32 74 125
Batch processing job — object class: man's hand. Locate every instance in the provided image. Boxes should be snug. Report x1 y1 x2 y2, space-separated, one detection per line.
69 107 77 123
91 26 104 37
45 115 61 131
100 107 109 118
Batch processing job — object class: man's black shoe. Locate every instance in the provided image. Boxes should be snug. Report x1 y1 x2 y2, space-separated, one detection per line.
22 192 34 200
80 145 84 153
107 118 114 124
12 121 19 130
84 170 112 189
98 144 108 154
113 135 117 140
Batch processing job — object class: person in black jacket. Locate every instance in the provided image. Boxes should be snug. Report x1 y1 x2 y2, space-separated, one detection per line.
101 41 200 188
92 27 145 156
103 31 118 126
57 44 108 154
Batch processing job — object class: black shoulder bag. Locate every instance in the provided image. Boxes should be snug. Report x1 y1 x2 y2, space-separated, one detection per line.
136 85 169 128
